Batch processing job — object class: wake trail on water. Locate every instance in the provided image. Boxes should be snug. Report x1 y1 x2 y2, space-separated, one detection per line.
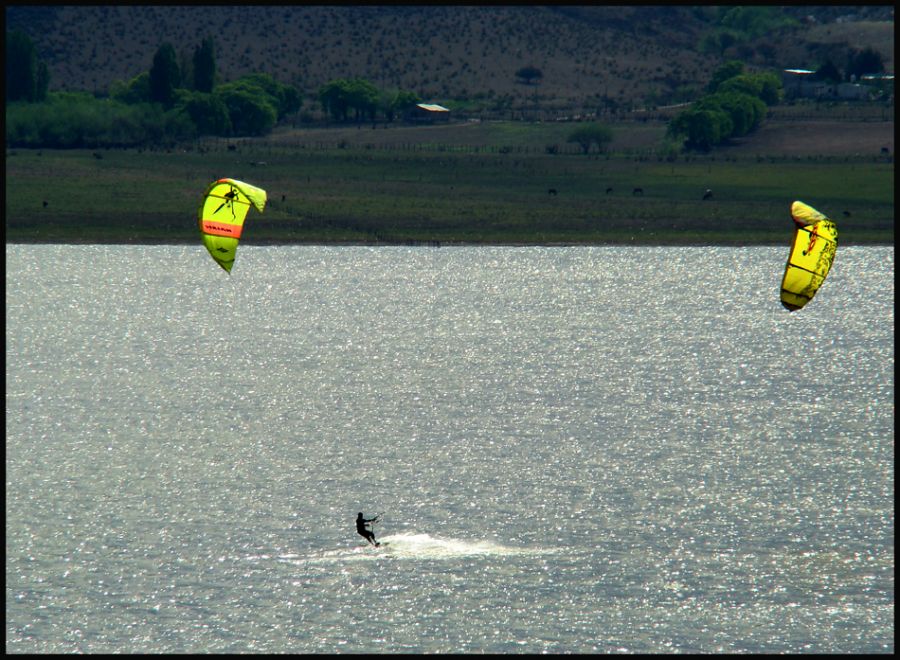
278 532 560 565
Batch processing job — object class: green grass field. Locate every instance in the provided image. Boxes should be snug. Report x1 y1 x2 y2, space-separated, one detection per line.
5 121 894 245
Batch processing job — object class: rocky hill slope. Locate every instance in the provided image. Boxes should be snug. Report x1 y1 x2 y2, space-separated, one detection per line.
6 5 893 114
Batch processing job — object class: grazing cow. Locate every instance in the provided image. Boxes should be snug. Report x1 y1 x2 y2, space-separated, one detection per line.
605 187 613 194
548 188 558 196
227 144 237 151
842 210 852 217
92 151 103 160
632 187 643 195
702 189 713 200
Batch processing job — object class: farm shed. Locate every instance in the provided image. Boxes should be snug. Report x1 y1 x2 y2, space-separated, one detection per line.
782 68 817 98
406 103 451 123
782 68 882 100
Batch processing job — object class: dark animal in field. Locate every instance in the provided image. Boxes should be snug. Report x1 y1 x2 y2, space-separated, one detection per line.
842 210 852 217
881 146 890 155
702 189 713 200
632 187 643 195
548 188 558 196
43 200 48 208
227 144 237 151
605 187 613 194
92 152 103 160
281 194 286 203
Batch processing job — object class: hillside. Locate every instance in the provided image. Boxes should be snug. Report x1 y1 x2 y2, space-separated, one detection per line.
5 5 894 115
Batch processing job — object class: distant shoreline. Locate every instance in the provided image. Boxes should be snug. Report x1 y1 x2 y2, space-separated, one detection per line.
7 122 893 248
6 237 893 247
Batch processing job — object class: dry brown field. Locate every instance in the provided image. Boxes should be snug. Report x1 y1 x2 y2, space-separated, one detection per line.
724 120 894 157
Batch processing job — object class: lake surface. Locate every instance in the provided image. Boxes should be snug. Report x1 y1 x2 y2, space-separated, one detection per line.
6 244 894 653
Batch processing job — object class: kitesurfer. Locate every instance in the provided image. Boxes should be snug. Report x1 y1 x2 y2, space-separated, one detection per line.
356 512 380 547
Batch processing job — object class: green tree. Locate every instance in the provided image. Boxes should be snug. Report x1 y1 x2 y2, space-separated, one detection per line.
319 78 379 122
182 91 231 135
846 47 885 79
234 73 300 118
566 122 613 155
6 29 49 102
714 72 782 106
379 88 420 122
110 72 152 104
193 38 216 93
319 79 350 121
814 59 842 83
149 42 181 106
716 74 763 98
748 71 782 106
706 60 744 93
345 78 379 122
217 87 277 136
178 48 193 93
700 92 764 138
668 106 732 151
34 61 50 102
670 59 782 151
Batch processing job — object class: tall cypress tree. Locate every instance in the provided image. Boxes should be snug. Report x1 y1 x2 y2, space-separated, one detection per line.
149 42 181 105
6 30 48 102
193 38 216 93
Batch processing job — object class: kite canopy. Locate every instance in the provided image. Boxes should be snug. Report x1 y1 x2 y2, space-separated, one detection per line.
198 178 267 272
780 200 838 311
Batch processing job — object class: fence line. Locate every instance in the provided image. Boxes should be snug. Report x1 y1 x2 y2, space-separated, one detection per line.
201 135 891 165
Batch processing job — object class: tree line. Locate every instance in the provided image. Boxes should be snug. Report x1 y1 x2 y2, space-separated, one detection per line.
666 61 782 151
318 78 420 123
6 31 301 148
5 30 421 149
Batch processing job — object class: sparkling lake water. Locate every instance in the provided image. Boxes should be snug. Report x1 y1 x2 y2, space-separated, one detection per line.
6 244 894 653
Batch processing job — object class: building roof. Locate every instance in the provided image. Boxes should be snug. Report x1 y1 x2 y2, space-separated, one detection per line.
415 103 450 112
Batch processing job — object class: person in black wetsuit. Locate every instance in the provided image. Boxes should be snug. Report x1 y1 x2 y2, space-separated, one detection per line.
356 512 380 547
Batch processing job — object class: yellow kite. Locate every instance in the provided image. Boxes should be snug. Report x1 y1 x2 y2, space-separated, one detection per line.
198 178 267 273
780 200 838 311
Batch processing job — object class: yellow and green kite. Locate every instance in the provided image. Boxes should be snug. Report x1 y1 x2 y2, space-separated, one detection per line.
198 178 267 273
780 200 838 311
